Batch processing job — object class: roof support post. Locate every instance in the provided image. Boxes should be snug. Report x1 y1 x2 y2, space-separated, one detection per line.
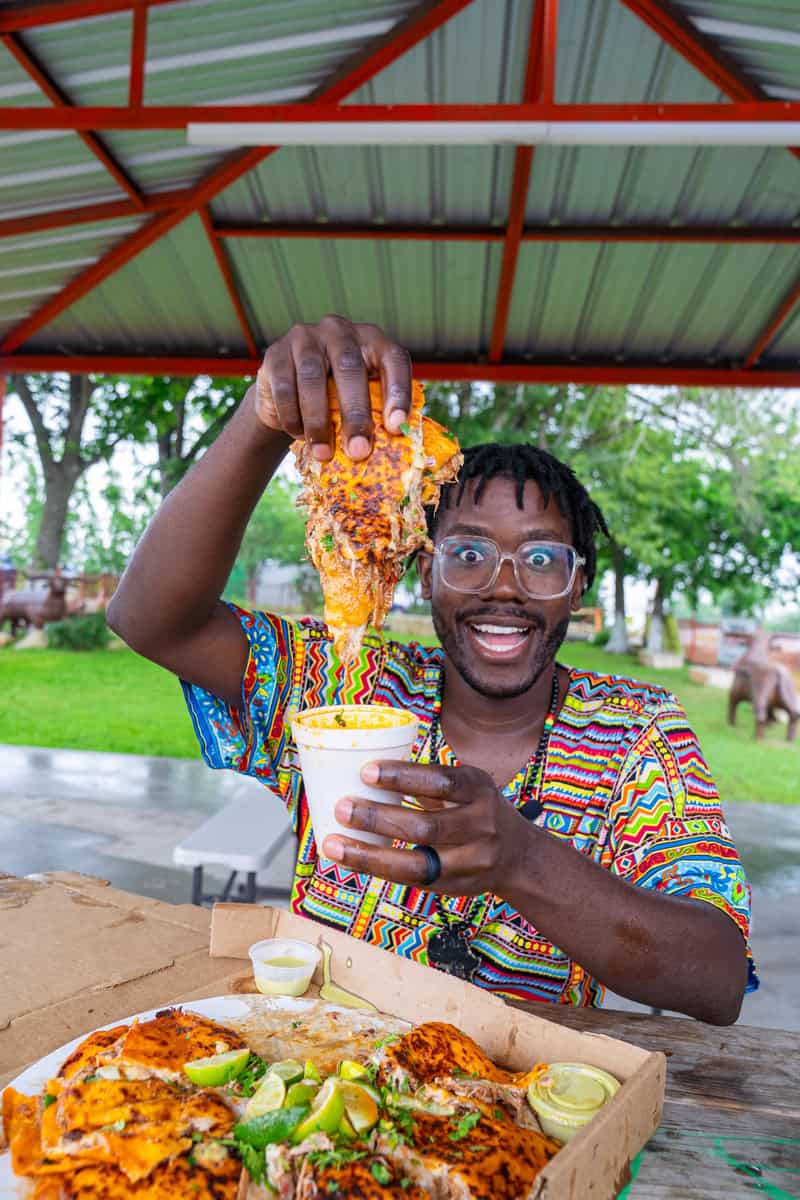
489 0 558 364
129 2 148 108
616 0 800 163
743 273 800 368
0 0 478 357
0 32 146 208
200 208 258 360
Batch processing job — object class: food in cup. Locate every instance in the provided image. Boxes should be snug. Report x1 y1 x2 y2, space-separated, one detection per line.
526 1061 620 1142
248 938 321 997
292 378 462 663
290 703 418 853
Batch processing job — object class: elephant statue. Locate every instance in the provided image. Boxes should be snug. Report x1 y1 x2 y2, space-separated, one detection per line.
728 629 799 742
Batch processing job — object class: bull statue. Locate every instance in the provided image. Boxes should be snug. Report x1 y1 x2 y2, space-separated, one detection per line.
728 628 799 742
0 570 69 636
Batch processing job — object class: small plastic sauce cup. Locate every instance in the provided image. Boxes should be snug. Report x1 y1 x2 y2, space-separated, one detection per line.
526 1062 620 1143
248 938 321 998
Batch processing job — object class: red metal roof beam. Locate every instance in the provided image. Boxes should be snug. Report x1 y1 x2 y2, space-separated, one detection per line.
0 188 191 239
2 101 800 130
213 220 800 245
0 0 181 33
200 208 258 360
129 2 148 108
0 354 796 389
489 0 558 364
1 32 146 210
743 274 800 369
616 0 800 163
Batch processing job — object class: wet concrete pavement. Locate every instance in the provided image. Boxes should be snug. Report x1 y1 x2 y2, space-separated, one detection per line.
1 743 797 1030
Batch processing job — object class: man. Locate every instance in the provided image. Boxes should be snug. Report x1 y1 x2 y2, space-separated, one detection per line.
108 315 755 1025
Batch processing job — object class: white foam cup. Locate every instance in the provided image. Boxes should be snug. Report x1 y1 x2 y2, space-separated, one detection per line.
290 703 418 854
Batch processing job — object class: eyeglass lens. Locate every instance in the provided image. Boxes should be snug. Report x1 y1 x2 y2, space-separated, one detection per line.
438 536 577 596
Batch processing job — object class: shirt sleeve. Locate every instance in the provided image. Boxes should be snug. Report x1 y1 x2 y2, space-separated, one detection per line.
605 694 759 994
180 602 302 825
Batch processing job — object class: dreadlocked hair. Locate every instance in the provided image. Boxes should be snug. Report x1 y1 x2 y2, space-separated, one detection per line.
424 442 610 591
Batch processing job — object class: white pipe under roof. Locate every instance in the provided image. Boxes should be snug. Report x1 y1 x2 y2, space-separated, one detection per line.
187 121 800 148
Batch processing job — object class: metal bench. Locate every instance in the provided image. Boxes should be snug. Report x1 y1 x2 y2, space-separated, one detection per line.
173 779 294 906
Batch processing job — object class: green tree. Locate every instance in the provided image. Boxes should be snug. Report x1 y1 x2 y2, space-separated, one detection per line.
7 374 136 569
121 375 249 497
234 475 313 605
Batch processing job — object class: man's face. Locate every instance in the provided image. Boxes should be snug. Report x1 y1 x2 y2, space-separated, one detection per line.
417 476 583 700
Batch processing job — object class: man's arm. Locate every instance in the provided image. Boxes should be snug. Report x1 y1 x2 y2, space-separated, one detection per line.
107 317 412 706
323 759 749 1025
504 824 748 1025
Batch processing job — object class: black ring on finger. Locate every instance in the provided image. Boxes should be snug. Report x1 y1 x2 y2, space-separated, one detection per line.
419 845 442 886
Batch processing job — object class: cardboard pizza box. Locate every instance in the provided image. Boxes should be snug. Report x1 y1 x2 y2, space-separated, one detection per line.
0 872 238 1086
210 903 666 1200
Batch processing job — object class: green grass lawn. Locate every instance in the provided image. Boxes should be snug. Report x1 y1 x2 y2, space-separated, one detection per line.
0 642 796 805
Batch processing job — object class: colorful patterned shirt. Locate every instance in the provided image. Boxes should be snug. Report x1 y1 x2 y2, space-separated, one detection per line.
182 604 757 1005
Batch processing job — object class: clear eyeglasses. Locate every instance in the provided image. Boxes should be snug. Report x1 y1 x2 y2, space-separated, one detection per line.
433 535 585 599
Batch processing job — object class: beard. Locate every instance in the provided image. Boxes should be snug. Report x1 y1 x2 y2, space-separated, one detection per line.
431 607 571 700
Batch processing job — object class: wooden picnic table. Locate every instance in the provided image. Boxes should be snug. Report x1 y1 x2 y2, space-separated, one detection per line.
516 1003 800 1199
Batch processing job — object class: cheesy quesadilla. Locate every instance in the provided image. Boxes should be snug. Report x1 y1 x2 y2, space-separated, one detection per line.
4 1003 566 1199
293 379 462 662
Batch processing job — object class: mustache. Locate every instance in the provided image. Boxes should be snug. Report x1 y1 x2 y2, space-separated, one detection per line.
455 605 546 629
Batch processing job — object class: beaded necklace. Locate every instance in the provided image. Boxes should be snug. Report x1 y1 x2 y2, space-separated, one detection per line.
420 665 561 980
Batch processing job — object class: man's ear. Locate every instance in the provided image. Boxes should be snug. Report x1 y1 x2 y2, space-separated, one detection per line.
570 571 584 612
417 551 433 600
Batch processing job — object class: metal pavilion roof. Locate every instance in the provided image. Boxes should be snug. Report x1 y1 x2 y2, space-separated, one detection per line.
0 0 798 387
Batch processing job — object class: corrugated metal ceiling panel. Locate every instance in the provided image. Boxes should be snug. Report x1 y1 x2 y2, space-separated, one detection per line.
23 212 245 353
676 0 800 96
0 0 797 375
504 241 800 363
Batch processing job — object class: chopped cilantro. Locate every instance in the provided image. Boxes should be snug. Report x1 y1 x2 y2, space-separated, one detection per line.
493 1106 505 1121
373 1033 400 1050
401 1180 412 1191
371 1161 392 1185
291 1020 302 1029
327 1184 339 1195
348 491 358 503
320 534 335 552
399 495 410 508
236 1052 268 1097
448 1111 482 1141
234 1104 310 1150
101 1119 126 1133
42 1094 57 1109
239 1141 265 1185
399 422 412 437
308 1147 368 1170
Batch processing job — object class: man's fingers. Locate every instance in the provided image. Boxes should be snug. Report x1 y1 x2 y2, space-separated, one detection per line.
335 796 470 846
362 759 478 804
259 346 302 438
356 323 413 433
289 325 331 460
318 315 372 460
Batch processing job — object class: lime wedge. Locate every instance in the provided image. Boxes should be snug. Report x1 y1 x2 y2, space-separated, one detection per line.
183 1047 250 1087
244 1071 286 1119
338 1059 368 1081
285 1080 319 1108
291 1077 345 1143
267 1059 304 1086
339 1112 357 1139
341 1080 379 1134
303 1058 322 1084
234 1104 310 1151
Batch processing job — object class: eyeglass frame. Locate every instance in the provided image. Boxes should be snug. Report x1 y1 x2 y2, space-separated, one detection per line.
431 535 586 600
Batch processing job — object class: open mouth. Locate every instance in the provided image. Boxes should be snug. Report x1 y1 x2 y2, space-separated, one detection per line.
463 620 534 660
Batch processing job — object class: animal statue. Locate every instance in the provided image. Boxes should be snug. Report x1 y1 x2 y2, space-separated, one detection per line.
728 628 799 742
0 570 69 636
